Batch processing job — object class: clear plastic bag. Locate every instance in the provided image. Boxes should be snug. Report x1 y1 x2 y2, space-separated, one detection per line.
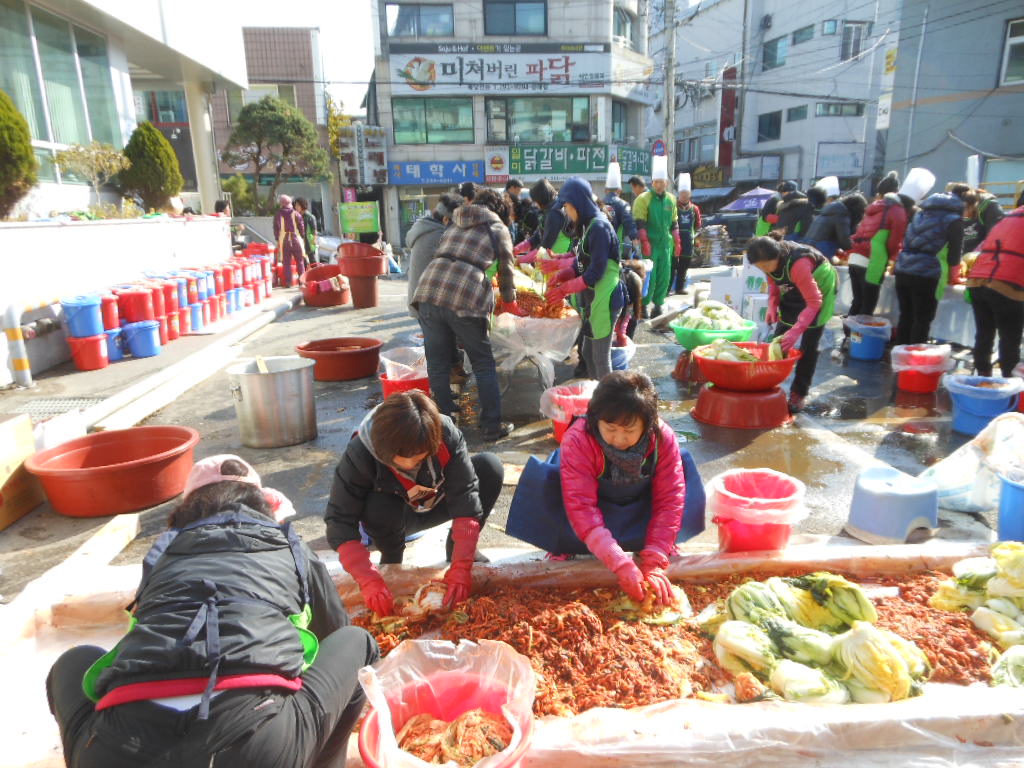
381 346 427 381
706 468 808 526
539 380 599 423
611 336 637 370
890 344 953 374
842 315 891 338
945 374 1024 400
490 313 581 390
358 639 536 768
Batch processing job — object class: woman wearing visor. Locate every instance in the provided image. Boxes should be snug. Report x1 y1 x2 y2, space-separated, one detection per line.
325 392 503 616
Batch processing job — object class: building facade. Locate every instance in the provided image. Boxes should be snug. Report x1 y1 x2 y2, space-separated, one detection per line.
1 0 246 216
369 0 656 245
883 1 1024 204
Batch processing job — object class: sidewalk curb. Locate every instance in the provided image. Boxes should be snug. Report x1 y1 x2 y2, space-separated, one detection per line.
83 293 302 430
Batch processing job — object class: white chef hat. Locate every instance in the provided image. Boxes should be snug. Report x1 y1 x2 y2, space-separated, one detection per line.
677 173 692 192
606 161 622 190
816 176 840 198
899 168 936 203
652 155 669 181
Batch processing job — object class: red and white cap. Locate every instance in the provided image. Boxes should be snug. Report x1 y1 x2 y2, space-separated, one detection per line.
184 454 260 497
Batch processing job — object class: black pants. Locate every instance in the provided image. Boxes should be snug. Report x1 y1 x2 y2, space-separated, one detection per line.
971 286 1024 377
775 320 825 398
848 264 882 317
362 452 504 563
47 625 378 768
894 272 940 346
670 255 692 294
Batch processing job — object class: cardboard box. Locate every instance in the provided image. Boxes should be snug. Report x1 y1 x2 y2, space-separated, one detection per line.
742 293 773 340
740 262 768 295
708 271 745 313
1 414 45 531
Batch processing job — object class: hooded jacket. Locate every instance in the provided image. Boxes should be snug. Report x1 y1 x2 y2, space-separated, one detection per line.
603 191 638 241
967 208 1024 298
324 407 483 550
530 200 570 250
805 200 854 250
559 177 620 287
406 214 447 315
849 193 909 269
775 191 814 239
896 193 965 280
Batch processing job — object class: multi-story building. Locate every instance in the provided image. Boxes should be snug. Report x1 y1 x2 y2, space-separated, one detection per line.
368 0 657 244
649 0 900 198
2 0 246 216
884 1 1024 204
209 27 335 231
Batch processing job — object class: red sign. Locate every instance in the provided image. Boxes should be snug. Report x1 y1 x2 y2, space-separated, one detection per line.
652 139 666 157
343 187 357 203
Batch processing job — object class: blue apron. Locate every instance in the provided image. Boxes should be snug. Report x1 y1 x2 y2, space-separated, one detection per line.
505 439 706 555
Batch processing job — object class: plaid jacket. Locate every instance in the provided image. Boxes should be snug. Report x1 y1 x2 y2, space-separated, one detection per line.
412 205 515 318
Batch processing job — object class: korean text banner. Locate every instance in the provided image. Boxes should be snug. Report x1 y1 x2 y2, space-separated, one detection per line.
340 202 380 234
388 160 485 186
390 43 611 95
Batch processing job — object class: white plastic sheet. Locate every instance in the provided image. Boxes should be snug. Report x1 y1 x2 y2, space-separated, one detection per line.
381 346 428 380
358 639 536 768
490 313 581 390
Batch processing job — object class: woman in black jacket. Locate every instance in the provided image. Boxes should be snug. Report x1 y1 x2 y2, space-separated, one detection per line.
47 455 377 768
326 391 503 616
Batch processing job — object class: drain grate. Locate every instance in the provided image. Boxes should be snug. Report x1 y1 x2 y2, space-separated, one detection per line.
8 397 105 423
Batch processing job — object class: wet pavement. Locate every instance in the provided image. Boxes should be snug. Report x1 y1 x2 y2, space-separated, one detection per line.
1 274 998 600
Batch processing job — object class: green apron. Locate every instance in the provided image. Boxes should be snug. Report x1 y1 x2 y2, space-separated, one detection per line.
774 256 838 329
865 228 891 285
935 245 950 301
576 219 621 340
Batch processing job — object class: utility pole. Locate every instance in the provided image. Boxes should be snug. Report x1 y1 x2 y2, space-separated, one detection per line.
664 0 676 178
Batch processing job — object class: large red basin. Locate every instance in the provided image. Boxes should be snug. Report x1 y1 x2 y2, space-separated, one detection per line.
296 337 383 381
694 342 802 391
25 426 200 517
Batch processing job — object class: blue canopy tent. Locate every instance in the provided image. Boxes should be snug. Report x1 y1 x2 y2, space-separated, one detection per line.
721 186 776 212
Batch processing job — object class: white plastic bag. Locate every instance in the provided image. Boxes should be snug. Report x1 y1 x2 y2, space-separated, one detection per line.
706 468 809 525
381 346 427 380
358 639 536 768
890 344 953 374
918 412 1024 512
490 313 581 390
539 380 599 423
843 315 891 338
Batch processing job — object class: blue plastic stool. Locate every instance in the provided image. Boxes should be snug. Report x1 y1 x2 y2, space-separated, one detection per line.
845 466 938 544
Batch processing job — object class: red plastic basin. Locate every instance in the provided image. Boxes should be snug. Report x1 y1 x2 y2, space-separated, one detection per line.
694 342 802 391
715 517 792 553
296 337 383 381
300 264 351 307
380 373 430 398
359 672 532 768
25 426 200 517
691 385 791 429
338 243 387 278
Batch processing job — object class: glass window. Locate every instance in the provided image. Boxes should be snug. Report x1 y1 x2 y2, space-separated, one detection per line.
786 105 807 121
0 0 47 140
74 26 118 145
147 91 188 124
612 100 627 143
613 8 635 49
393 97 473 143
386 4 454 37
277 84 296 107
841 21 869 61
1001 18 1024 86
34 147 57 182
700 131 716 162
792 25 813 45
228 85 289 122
822 19 837 35
815 101 864 116
757 110 781 142
484 1 546 35
31 7 89 145
762 35 788 70
486 96 589 143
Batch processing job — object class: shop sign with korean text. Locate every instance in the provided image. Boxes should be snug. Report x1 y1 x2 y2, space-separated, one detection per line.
509 143 609 181
388 160 484 186
339 202 380 234
610 145 651 177
390 42 611 95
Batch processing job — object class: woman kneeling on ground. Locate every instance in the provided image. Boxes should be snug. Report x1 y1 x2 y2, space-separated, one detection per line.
47 455 377 768
325 391 503 616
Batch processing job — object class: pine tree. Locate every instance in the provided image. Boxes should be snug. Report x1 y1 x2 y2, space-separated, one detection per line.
0 89 38 219
120 121 184 211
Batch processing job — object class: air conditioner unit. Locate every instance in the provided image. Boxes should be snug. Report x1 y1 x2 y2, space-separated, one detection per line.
760 14 772 29
722 125 736 142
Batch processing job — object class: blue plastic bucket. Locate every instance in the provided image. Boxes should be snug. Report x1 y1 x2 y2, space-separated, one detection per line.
231 288 242 312
948 376 1020 436
105 327 125 361
122 320 161 358
999 475 1024 541
189 302 204 332
195 273 208 302
849 331 886 361
61 294 104 338
173 277 188 308
204 270 216 296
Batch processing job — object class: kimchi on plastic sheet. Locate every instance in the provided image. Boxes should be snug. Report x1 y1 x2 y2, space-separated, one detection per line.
490 313 581 390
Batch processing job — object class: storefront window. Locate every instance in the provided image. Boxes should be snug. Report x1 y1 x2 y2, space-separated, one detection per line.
393 97 474 144
486 96 589 143
386 4 454 37
31 7 89 146
75 26 118 145
0 0 47 140
612 101 627 142
484 1 546 36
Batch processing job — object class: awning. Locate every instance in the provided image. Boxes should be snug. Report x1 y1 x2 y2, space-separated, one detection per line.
691 186 735 200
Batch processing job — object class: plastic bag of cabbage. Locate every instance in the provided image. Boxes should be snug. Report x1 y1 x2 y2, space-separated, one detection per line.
678 299 747 331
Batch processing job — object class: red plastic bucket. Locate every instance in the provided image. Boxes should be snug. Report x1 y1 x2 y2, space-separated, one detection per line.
156 315 169 346
714 516 793 553
359 672 532 768
121 288 155 323
68 334 109 371
218 294 227 318
178 306 191 335
167 311 180 341
162 281 179 314
898 370 943 393
251 281 262 304
708 468 805 552
149 284 165 317
895 345 949 394
100 294 119 330
202 299 211 327
209 295 220 323
380 373 431 398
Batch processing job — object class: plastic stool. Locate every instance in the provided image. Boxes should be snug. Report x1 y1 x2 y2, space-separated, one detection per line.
845 466 938 545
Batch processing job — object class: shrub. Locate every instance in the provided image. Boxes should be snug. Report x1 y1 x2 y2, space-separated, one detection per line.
221 173 256 215
55 141 130 207
120 121 183 211
0 89 38 219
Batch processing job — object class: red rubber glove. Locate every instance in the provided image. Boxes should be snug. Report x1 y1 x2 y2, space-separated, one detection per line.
672 230 682 259
638 230 652 258
337 540 394 616
513 240 531 255
443 517 481 608
765 213 779 224
545 276 586 305
538 256 576 274
638 549 674 606
548 266 577 285
502 300 529 317
517 248 539 265
766 303 779 326
780 328 801 354
583 527 645 601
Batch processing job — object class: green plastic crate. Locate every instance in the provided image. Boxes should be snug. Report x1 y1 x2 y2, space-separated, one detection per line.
669 318 757 349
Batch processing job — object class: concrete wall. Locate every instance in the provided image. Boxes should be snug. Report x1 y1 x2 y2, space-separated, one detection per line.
884 0 1024 195
0 217 232 386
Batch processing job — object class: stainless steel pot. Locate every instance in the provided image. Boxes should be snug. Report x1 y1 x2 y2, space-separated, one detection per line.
227 356 317 448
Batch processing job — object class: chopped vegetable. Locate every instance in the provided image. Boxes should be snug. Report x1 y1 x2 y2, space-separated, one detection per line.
610 584 693 625
759 614 835 668
769 660 850 704
971 606 1024 649
733 671 771 702
985 598 1022 620
875 627 932 681
831 621 919 703
694 338 760 362
928 579 987 612
953 556 999 591
713 620 778 677
992 543 1024 585
786 572 878 627
695 601 727 637
766 577 846 633
991 645 1024 687
726 580 789 624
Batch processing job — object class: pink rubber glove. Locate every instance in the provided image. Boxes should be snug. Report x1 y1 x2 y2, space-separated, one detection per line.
538 256 576 274
443 517 481 608
766 303 779 326
672 230 682 259
638 230 652 258
780 328 801 354
638 549 674 606
337 540 394 616
545 276 586 305
548 266 577 285
517 248 539 265
584 527 645 601
502 300 529 317
513 240 531 255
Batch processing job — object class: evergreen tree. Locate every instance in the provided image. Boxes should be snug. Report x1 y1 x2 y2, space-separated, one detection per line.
120 121 184 211
0 89 38 219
